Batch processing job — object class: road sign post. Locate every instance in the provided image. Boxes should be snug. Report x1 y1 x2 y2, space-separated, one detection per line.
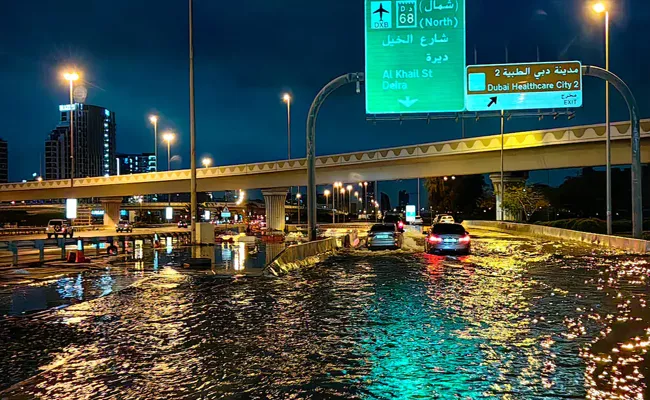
365 0 466 114
465 61 583 112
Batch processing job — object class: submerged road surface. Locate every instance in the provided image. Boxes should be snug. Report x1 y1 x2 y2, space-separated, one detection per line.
0 229 649 398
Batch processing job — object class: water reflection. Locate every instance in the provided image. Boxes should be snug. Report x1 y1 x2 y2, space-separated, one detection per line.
0 232 648 398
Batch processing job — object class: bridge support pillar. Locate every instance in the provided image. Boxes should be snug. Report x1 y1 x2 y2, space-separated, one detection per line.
262 188 289 232
489 172 528 221
101 197 122 227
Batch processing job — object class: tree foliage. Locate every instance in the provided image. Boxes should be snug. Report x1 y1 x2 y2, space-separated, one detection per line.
425 175 486 217
503 183 550 221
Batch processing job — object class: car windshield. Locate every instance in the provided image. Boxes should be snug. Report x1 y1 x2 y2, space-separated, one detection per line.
432 224 466 235
371 224 395 233
49 220 65 225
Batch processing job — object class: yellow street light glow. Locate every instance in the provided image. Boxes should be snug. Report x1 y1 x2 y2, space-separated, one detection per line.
340 188 346 194
296 193 302 199
149 115 158 124
163 132 175 143
593 2 606 13
346 184 353 191
283 93 291 103
63 72 79 81
354 191 359 197
324 189 331 196
202 157 212 168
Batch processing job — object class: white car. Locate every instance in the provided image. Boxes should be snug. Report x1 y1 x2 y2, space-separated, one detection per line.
46 219 75 239
412 216 424 225
433 214 455 225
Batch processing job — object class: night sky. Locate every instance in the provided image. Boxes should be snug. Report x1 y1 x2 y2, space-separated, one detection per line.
1 0 648 202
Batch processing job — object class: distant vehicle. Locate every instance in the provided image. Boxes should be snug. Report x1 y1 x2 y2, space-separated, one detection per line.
46 219 74 239
367 223 404 251
425 223 470 255
115 221 133 233
433 214 455 225
383 212 405 232
177 220 188 228
412 216 424 225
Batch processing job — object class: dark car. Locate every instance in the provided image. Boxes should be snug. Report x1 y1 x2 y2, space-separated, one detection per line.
425 223 471 255
177 220 188 228
383 212 405 232
116 221 133 233
367 223 404 251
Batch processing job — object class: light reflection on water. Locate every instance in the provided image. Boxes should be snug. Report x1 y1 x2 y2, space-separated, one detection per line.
0 232 648 398
0 241 272 317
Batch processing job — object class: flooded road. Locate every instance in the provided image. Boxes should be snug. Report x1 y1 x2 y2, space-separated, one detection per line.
1 230 649 398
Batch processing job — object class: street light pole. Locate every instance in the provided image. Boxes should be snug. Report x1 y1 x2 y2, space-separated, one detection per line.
189 0 198 242
63 72 79 185
296 193 301 225
592 3 612 235
604 9 612 235
166 140 172 171
150 116 158 171
283 94 291 159
68 79 74 183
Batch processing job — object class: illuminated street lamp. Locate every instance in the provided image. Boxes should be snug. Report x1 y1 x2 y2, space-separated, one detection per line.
296 193 302 224
202 157 212 168
354 191 359 215
592 1 613 235
324 189 331 209
163 132 175 171
333 182 342 223
63 71 80 184
149 115 159 171
346 185 353 213
283 93 292 159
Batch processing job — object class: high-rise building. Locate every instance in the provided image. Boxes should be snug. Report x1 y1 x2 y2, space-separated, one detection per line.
116 153 156 175
45 104 117 180
398 190 409 208
0 138 7 183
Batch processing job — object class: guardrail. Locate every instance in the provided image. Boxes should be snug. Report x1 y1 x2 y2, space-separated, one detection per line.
0 225 103 237
0 231 192 267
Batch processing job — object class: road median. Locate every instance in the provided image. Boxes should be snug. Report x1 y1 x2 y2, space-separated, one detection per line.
265 238 338 276
463 220 650 254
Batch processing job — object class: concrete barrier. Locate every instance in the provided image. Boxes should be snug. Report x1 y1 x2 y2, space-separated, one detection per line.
265 237 338 276
464 220 650 254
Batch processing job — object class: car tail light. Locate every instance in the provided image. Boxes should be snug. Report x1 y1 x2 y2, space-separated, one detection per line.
398 221 404 229
428 235 443 243
459 235 471 243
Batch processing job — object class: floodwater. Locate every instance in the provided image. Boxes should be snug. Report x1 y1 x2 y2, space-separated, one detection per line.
0 240 276 317
0 231 648 398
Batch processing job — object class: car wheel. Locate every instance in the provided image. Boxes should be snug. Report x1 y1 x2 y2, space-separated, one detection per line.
54 234 58 239
69 232 74 239
47 234 52 239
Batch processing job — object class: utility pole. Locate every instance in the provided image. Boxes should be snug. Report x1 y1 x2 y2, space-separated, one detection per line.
189 0 198 242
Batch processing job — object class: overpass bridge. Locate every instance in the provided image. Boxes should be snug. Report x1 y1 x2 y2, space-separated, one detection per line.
2 119 648 202
1 119 648 230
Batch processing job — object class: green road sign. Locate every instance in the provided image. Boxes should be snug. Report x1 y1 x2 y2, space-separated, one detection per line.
365 0 466 114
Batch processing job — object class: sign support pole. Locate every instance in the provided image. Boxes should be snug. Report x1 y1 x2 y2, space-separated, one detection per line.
500 110 505 221
582 65 642 238
306 73 365 241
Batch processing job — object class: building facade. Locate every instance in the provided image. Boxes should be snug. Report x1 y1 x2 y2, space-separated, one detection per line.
116 153 156 175
45 104 117 180
0 138 7 183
